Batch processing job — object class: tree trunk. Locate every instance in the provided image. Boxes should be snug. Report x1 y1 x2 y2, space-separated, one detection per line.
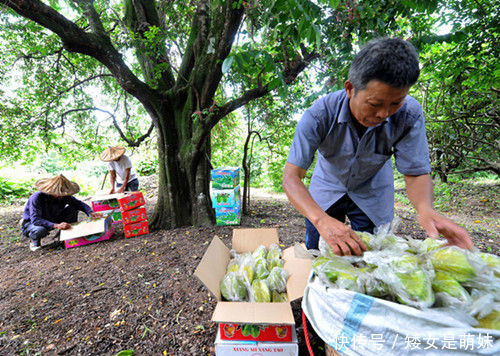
149 102 214 229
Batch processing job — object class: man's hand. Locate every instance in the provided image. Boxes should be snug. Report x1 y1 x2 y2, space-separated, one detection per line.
418 210 474 250
54 222 71 230
316 215 368 256
117 186 126 193
109 187 115 194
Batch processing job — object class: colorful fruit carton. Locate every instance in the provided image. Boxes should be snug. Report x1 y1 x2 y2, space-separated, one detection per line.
211 185 240 208
123 220 149 238
194 229 312 342
121 206 147 225
117 191 145 212
214 326 298 355
215 201 241 226
91 193 125 212
211 167 240 189
218 323 293 342
61 216 114 249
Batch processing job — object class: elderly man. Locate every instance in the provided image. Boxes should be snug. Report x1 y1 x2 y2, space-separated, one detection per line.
283 38 473 256
21 174 93 251
100 146 139 194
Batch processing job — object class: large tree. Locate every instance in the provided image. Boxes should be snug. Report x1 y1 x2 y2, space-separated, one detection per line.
0 0 428 229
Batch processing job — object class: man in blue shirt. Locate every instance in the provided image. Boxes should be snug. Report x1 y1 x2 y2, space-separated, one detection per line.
283 38 473 256
22 175 93 251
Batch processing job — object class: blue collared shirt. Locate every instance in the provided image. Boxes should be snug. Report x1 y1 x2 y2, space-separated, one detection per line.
23 192 93 230
287 89 431 226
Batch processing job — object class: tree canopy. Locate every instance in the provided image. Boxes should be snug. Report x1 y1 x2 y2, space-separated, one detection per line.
0 0 497 228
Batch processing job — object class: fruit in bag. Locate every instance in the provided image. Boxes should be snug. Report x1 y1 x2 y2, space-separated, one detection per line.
430 247 475 282
252 279 271 302
220 272 247 301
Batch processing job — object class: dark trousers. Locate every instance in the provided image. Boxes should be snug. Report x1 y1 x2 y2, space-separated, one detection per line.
116 178 139 192
22 205 79 246
305 194 375 250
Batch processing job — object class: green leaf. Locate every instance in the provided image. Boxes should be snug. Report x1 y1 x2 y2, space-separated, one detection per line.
116 351 134 356
328 0 340 8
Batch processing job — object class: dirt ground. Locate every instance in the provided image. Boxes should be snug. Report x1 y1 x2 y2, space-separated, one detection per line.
0 177 498 355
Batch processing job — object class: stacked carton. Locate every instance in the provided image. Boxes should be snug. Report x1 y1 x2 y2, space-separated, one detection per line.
92 191 149 238
211 167 241 225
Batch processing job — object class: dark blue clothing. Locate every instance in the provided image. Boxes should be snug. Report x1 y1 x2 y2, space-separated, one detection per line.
305 194 375 250
116 178 139 192
22 192 92 230
287 90 431 227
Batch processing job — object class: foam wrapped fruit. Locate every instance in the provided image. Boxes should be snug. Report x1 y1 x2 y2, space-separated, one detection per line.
430 247 475 282
220 272 247 301
254 259 269 279
252 279 271 302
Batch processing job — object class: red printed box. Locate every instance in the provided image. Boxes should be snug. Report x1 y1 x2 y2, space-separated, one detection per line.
61 216 114 249
123 220 149 238
121 206 147 225
219 323 292 342
118 191 145 212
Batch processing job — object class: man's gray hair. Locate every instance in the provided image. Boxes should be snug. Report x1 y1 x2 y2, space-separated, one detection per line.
348 38 420 91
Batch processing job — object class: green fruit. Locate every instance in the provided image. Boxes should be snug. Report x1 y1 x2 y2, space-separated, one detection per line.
242 324 253 336
252 245 268 260
252 279 271 302
477 309 500 330
267 267 288 292
226 262 239 273
431 247 475 282
432 271 470 300
220 272 247 301
421 238 446 252
271 290 288 302
395 269 433 304
356 231 373 250
267 245 281 261
255 259 269 279
241 264 255 283
267 258 284 270
313 255 358 285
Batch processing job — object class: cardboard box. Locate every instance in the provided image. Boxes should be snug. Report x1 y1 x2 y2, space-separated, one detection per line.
211 167 240 189
121 206 147 225
91 193 125 212
61 216 114 249
215 327 298 356
194 229 312 339
215 201 241 226
219 323 292 342
117 191 145 212
123 220 149 238
211 186 240 208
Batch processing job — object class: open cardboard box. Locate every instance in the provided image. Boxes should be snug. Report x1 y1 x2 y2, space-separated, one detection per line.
60 215 114 249
195 228 312 331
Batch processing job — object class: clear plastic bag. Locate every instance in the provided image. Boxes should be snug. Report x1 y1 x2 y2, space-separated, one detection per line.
267 266 289 293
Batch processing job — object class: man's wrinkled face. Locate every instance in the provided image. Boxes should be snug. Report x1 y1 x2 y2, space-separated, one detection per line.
345 80 410 128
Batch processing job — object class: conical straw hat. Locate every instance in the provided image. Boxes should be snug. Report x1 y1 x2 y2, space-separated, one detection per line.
35 174 80 196
100 146 126 162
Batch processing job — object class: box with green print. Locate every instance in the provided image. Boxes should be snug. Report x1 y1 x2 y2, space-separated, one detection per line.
215 201 241 226
211 167 240 189
211 185 240 208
